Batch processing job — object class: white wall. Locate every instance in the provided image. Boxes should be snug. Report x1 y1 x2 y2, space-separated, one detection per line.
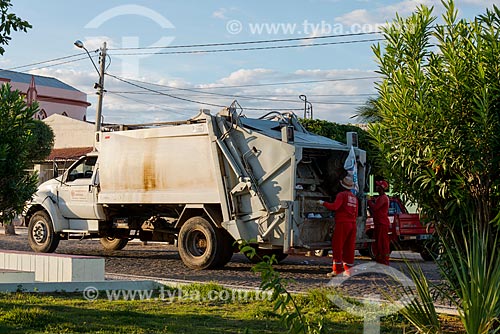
43 114 94 149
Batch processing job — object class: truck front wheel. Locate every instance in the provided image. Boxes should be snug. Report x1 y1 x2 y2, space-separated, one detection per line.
28 211 60 253
178 217 222 270
100 237 128 250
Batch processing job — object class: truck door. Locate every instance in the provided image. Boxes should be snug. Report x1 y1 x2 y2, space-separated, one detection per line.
57 156 100 220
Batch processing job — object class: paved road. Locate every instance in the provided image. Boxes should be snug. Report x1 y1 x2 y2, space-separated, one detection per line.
1 226 444 300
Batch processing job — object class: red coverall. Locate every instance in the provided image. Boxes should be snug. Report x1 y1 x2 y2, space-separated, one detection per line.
368 194 390 265
322 190 358 274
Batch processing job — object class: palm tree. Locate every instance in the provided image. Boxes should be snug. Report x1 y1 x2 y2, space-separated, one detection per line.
354 97 381 123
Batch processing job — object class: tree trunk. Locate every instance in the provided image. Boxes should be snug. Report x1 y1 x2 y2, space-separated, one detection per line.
4 223 16 235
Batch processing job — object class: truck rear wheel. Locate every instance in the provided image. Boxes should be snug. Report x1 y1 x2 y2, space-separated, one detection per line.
213 228 236 268
28 211 60 253
100 237 128 250
178 217 222 270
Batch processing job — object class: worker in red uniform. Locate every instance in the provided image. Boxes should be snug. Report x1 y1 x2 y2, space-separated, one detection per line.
318 175 358 277
368 180 391 265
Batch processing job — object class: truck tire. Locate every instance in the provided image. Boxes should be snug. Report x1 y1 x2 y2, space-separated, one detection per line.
178 216 223 270
358 248 370 257
420 241 441 261
368 242 377 261
100 237 128 251
213 228 236 268
28 211 60 253
360 242 389 261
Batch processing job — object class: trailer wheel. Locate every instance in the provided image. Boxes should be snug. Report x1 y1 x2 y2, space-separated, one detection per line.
178 217 222 270
28 211 60 253
100 237 128 251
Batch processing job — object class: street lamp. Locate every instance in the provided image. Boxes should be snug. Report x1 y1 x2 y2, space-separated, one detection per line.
74 40 107 143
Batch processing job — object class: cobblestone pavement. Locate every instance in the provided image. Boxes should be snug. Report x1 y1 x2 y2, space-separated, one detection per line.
0 227 444 300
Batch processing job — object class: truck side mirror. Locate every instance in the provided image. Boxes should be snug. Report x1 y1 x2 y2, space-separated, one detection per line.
53 162 59 178
281 125 294 143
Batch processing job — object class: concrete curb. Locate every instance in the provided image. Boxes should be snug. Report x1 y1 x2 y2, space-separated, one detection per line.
0 279 161 293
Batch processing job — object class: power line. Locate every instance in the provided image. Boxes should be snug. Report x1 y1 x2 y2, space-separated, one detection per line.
6 52 91 71
174 76 380 89
105 75 376 105
111 31 382 51
107 73 304 111
6 32 383 72
107 89 366 105
107 74 228 108
108 90 376 97
111 74 379 90
110 38 383 56
108 91 194 117
198 76 380 89
21 55 92 71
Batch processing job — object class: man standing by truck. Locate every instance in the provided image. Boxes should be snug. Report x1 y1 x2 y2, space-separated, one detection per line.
318 176 358 277
368 180 391 265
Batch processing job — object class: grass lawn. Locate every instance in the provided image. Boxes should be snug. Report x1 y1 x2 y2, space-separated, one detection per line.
0 284 463 333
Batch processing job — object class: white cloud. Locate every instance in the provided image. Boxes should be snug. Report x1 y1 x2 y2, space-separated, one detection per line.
212 8 227 20
26 67 378 125
457 0 496 5
75 36 117 52
335 9 376 26
202 68 275 86
335 0 441 29
379 0 438 17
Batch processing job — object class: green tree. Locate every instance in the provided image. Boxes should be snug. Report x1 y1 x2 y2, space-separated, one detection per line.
0 84 54 229
355 97 381 123
0 0 32 55
370 1 500 232
27 119 55 162
300 118 382 181
371 1 500 332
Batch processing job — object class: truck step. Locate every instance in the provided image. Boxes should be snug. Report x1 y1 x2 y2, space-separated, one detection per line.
303 242 331 249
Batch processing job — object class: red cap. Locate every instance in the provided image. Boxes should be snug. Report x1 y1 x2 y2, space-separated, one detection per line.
375 180 389 190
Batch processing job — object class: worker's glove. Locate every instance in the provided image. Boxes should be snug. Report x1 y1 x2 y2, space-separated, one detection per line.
317 200 324 205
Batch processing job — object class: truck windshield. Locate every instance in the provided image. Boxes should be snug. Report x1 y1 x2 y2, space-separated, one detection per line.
66 156 97 182
389 200 403 215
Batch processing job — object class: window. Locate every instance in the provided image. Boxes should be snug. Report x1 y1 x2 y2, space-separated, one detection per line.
36 109 47 120
388 200 403 215
66 156 97 182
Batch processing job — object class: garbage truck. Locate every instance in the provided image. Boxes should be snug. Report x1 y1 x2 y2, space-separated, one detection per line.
24 106 368 269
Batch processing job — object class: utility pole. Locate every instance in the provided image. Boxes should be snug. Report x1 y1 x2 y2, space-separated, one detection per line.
95 42 107 141
73 39 107 147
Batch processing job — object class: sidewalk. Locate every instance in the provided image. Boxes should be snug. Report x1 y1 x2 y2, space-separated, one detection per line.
0 225 27 235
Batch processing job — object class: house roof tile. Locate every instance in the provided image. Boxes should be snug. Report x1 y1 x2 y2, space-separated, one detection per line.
47 147 94 161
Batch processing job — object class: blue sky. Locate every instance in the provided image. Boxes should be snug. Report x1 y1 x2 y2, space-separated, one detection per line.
1 0 495 124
